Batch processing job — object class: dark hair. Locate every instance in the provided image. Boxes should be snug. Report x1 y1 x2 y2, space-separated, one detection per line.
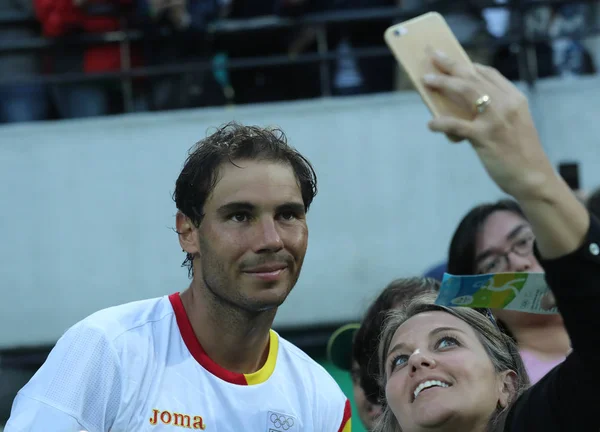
588 187 600 220
173 122 318 277
447 199 529 341
447 199 526 276
353 277 439 406
374 292 530 432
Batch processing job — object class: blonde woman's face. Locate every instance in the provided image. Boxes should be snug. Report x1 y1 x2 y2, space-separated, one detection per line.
383 311 513 432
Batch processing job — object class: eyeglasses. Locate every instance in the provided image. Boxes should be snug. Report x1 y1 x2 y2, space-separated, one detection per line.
476 235 535 275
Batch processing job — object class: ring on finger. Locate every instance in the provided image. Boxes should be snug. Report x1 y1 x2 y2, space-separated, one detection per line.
475 94 491 115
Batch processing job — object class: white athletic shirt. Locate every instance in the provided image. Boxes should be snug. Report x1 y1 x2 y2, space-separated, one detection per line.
6 293 352 432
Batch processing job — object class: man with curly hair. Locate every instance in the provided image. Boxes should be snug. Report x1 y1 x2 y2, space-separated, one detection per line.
7 122 351 432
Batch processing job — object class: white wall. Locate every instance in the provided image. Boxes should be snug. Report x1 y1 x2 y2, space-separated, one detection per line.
1 76 600 349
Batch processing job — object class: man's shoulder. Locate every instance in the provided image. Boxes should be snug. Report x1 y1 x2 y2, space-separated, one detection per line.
276 334 350 428
72 294 176 344
276 334 345 396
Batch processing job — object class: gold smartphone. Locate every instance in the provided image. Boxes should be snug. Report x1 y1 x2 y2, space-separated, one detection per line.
384 12 475 120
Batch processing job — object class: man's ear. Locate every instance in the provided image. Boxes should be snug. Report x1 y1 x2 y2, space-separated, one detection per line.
176 211 199 255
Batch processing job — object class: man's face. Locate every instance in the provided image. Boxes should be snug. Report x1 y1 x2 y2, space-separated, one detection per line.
182 159 308 312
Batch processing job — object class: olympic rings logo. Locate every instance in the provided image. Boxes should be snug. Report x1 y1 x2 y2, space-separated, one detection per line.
269 412 295 430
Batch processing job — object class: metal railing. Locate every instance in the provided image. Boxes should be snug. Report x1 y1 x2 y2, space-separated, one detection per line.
0 0 598 113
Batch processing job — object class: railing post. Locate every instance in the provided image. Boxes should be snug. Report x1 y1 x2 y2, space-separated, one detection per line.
513 0 537 88
119 18 135 113
316 25 332 97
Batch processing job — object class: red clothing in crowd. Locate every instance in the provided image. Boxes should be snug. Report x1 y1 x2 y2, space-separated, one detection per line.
34 0 139 73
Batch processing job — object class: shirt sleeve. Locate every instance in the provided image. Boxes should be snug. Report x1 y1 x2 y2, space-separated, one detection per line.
315 375 352 432
337 399 352 432
505 213 600 431
5 322 123 432
5 395 88 432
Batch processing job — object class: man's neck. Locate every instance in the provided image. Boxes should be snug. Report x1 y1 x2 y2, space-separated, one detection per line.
179 283 276 374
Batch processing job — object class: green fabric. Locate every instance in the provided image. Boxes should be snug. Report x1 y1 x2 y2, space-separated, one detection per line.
317 357 367 432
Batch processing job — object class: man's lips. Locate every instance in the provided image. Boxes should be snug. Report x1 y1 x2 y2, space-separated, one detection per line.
243 264 288 281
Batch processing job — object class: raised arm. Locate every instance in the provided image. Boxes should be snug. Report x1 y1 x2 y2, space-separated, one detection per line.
421 50 600 430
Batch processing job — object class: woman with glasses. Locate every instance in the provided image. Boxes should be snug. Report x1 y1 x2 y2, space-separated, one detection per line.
446 199 570 384
374 51 600 432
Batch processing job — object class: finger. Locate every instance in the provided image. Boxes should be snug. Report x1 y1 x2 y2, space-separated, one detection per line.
423 73 480 114
540 292 556 310
447 133 465 143
428 117 475 140
428 49 473 78
474 64 513 93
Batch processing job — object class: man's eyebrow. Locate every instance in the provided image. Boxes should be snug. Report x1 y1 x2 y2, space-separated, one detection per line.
216 202 255 216
276 202 306 214
216 201 306 216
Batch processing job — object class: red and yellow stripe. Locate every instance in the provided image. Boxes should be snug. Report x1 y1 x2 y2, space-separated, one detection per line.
170 292 278 385
338 399 352 432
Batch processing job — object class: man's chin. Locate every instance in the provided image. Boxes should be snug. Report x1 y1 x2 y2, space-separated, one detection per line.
240 286 292 313
254 290 290 309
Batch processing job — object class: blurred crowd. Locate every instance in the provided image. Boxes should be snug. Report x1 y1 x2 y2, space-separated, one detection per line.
0 0 598 124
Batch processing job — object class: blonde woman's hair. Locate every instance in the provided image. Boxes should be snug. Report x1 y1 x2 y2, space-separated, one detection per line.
373 291 530 432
